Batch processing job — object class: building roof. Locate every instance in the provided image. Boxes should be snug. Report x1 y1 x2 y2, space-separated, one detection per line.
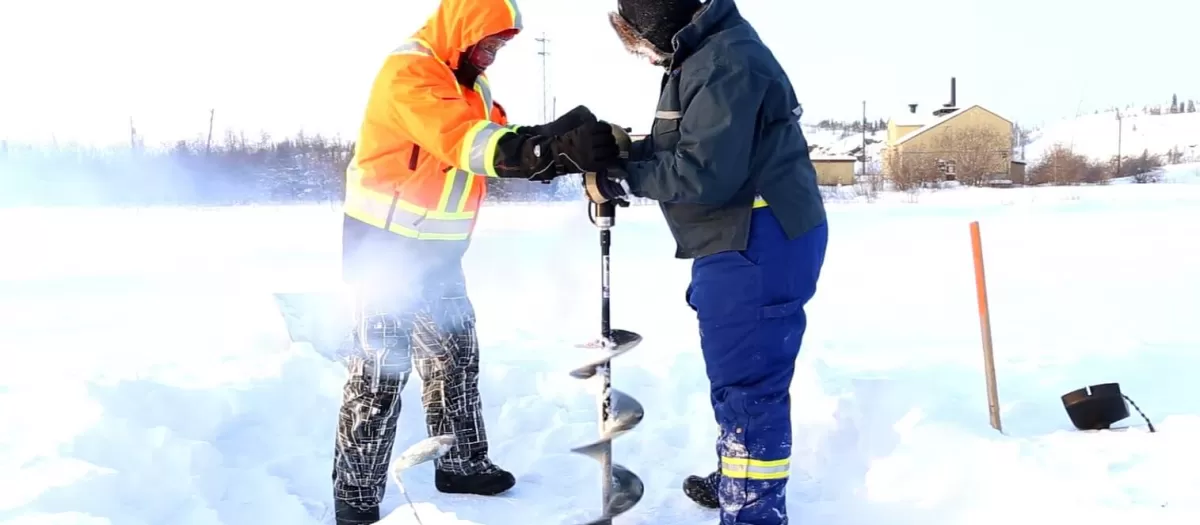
891 104 1013 146
812 155 857 162
889 110 935 127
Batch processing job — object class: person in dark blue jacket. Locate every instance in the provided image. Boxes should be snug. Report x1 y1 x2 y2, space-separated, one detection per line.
587 0 829 523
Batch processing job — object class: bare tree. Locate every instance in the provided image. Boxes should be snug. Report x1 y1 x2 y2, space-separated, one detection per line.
854 159 885 203
1013 123 1034 160
927 126 1011 186
1028 143 1100 186
884 149 941 192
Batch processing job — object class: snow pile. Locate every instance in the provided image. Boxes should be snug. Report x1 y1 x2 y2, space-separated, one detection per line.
2 181 1200 524
1160 161 1200 183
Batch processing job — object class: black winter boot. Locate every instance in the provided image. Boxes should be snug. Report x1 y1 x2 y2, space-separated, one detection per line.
682 470 720 509
333 499 380 525
435 467 516 496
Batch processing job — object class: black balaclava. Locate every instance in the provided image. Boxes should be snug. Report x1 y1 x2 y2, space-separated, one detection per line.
616 0 701 56
454 61 482 87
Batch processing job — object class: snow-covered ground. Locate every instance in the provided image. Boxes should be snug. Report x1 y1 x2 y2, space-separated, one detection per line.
3 172 1200 525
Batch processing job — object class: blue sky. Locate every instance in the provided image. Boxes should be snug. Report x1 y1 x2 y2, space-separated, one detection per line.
1 0 1195 146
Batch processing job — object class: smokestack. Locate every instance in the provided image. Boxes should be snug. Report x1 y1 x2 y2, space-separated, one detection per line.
908 103 918 114
950 77 957 107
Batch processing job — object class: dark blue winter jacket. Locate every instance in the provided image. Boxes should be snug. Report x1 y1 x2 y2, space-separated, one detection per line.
621 0 828 259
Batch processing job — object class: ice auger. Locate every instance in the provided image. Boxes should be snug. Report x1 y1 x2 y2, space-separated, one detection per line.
570 123 645 525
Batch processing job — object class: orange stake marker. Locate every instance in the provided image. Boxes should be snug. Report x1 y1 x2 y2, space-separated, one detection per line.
970 221 1003 432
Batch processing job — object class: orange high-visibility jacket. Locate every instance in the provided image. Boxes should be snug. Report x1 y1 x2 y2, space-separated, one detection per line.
344 0 524 242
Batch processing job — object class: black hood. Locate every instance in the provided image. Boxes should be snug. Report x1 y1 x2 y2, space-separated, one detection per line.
616 0 701 56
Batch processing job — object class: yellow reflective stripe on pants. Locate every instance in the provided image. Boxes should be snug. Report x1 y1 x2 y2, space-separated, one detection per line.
461 121 512 178
343 187 474 241
753 195 768 208
720 456 789 480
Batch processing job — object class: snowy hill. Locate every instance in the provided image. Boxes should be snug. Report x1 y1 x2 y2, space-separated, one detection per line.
1025 110 1200 165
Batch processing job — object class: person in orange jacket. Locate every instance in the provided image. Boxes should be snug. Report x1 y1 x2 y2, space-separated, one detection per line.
333 0 618 523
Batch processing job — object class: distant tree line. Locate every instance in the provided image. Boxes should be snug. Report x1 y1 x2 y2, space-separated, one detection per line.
1095 93 1198 116
1150 93 1196 115
0 133 584 207
812 118 888 134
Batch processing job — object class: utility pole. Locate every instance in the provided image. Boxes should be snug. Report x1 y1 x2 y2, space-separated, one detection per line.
536 33 551 122
861 100 867 176
206 109 215 156
1115 110 1123 178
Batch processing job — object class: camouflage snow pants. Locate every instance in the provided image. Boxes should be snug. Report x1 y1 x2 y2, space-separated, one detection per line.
332 262 495 510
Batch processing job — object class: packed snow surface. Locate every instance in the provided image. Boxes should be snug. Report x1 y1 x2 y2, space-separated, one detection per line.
3 168 1200 524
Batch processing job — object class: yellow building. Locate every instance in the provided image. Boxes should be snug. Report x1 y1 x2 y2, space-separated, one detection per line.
812 156 856 186
882 79 1018 186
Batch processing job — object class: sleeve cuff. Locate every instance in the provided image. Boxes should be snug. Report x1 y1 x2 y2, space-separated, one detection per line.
620 161 645 195
461 121 513 177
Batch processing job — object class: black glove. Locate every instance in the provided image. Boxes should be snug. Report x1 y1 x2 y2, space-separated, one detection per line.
584 170 630 204
493 119 621 181
550 120 621 173
518 105 596 137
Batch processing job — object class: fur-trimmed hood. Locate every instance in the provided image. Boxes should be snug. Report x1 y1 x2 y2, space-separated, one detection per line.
608 11 673 67
609 0 739 68
607 0 736 69
609 0 703 68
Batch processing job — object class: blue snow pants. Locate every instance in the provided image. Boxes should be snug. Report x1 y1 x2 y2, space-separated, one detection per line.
686 207 828 525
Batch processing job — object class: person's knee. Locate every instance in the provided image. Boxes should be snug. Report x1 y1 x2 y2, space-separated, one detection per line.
713 381 791 424
357 312 414 376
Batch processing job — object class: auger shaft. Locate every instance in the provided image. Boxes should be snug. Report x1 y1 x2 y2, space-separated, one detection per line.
572 124 644 525
594 200 615 525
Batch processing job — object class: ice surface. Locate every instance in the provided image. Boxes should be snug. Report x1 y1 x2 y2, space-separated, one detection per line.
2 175 1200 524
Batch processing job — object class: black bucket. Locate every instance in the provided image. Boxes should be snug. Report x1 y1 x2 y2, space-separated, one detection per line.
1061 382 1130 431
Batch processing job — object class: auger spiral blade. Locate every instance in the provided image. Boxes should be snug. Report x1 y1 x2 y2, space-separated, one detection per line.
574 464 645 525
607 329 643 349
569 389 645 459
569 329 643 379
